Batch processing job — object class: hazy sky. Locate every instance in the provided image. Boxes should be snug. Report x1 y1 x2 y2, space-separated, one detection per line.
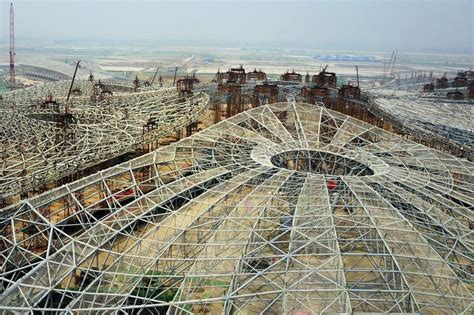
0 0 472 53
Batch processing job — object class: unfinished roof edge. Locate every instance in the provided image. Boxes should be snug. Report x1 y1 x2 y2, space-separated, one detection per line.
0 80 209 200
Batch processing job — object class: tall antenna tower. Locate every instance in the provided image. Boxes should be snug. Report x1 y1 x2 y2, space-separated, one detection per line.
9 2 16 90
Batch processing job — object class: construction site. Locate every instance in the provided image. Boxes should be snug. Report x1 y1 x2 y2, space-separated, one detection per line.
0 2 473 315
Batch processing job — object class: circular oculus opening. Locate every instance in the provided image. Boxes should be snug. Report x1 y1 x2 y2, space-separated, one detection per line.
270 150 374 176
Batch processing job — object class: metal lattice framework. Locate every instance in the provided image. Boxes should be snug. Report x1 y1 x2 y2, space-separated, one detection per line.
0 80 209 200
0 102 472 314
373 96 473 151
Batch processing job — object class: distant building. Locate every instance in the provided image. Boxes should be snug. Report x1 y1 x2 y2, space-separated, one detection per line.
465 70 474 80
280 70 302 82
453 77 468 87
312 71 337 88
423 83 435 92
469 82 474 98
447 89 464 100
215 65 246 84
339 84 361 99
301 86 329 103
247 68 266 81
436 77 449 89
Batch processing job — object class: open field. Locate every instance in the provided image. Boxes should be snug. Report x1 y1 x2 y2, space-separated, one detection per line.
1 46 472 86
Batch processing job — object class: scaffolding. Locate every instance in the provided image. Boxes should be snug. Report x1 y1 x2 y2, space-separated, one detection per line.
0 102 471 314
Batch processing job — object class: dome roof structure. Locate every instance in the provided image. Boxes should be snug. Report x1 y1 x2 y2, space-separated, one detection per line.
0 102 472 314
373 96 473 153
0 81 209 199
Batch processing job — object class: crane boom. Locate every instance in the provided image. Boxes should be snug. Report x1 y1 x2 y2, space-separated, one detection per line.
67 61 81 102
173 66 178 87
151 67 160 85
390 50 398 75
356 65 360 87
9 2 15 90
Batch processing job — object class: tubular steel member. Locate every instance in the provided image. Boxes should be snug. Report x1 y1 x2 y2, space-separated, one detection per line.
0 80 210 204
0 102 471 314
